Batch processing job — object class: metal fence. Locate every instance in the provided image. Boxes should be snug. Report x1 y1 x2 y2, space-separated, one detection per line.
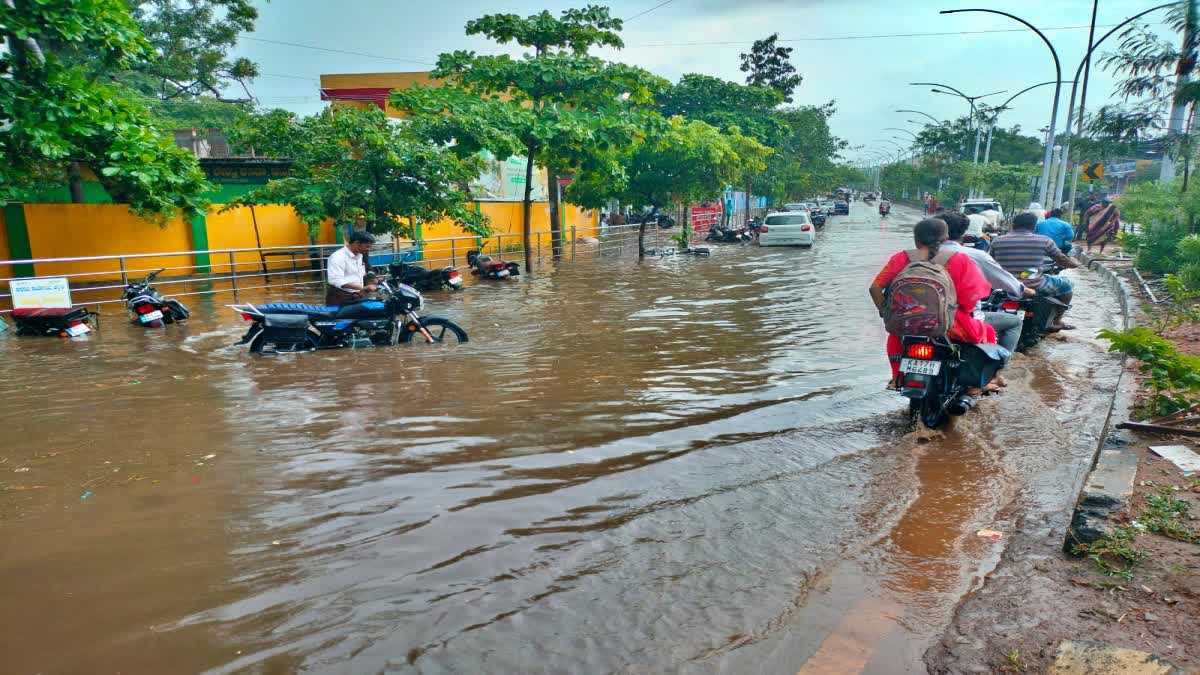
0 223 698 315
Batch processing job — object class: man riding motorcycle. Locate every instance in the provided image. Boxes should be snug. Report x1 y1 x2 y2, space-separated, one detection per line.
989 212 1079 331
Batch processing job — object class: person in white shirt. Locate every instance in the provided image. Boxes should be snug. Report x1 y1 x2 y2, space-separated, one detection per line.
964 206 989 238
979 207 1001 232
325 231 378 305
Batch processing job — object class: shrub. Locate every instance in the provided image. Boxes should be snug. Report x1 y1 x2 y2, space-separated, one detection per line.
1099 326 1200 416
1135 221 1188 275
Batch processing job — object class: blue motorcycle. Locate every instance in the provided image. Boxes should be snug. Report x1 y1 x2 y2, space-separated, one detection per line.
229 280 467 354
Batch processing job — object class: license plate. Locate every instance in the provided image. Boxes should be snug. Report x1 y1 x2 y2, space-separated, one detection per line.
900 358 942 375
66 323 91 336
139 310 164 323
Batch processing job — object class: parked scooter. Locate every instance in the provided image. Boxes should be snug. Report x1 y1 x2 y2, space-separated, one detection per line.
705 222 753 243
229 279 467 354
389 261 464 292
122 269 190 328
11 307 96 337
466 250 520 280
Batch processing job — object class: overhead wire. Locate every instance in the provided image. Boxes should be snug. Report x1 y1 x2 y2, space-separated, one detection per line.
241 36 433 66
625 0 679 23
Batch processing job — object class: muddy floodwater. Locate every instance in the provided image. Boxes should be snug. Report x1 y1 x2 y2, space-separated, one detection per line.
1 204 1125 674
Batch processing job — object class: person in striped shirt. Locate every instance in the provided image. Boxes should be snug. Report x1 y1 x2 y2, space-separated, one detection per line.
989 212 1079 331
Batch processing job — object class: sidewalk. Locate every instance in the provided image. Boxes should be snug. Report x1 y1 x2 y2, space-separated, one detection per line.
926 254 1200 674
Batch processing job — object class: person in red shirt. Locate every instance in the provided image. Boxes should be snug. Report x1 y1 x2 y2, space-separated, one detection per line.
869 218 1000 393
927 195 939 215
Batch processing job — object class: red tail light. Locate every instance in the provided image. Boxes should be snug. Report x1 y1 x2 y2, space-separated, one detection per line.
905 380 926 389
241 313 254 321
760 225 768 232
1001 301 1019 310
801 224 812 232
906 342 935 360
136 304 156 314
68 320 84 327
448 270 461 280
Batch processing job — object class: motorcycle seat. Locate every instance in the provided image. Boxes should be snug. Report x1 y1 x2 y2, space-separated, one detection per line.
12 307 85 319
257 303 341 318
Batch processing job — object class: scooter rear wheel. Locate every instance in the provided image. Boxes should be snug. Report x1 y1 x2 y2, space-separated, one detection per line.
917 396 948 430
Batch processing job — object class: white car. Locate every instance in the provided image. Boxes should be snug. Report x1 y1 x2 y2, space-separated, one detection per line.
758 211 816 247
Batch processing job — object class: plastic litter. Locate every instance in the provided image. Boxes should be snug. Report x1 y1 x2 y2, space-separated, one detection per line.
14 467 30 473
976 529 1005 540
81 490 93 500
1149 445 1200 472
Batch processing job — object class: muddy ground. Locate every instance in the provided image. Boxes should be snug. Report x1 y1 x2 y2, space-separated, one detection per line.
927 257 1200 674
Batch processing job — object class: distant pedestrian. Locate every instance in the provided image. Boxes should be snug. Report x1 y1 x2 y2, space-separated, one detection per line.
928 195 939 215
1086 199 1121 254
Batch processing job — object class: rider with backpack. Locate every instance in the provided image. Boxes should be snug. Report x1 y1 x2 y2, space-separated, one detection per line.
868 218 1002 394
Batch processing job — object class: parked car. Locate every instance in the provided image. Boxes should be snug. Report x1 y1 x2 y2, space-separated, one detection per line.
758 211 816 247
958 198 1004 224
784 203 809 212
833 200 849 215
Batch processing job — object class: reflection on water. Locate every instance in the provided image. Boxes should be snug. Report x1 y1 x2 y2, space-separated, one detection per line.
3 206 1113 673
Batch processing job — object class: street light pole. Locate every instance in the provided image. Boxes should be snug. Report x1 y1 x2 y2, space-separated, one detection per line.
942 8 1061 208
984 80 1072 164
896 109 943 125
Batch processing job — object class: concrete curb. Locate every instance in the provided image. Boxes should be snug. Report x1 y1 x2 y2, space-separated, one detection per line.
1064 252 1141 553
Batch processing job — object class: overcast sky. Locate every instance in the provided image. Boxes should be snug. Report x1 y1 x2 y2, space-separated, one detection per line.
235 0 1178 165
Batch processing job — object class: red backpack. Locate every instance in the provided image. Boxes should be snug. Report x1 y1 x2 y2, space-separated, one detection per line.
883 249 958 337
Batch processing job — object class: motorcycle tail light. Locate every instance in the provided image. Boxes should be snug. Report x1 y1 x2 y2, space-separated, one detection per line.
136 304 156 314
906 342 935 360
905 379 926 389
241 313 254 321
448 270 461 280
1001 302 1020 310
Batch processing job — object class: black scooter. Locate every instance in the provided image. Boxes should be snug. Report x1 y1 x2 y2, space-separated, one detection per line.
979 276 1069 352
467 250 520 280
705 222 753 243
122 269 190 328
389 261 464 291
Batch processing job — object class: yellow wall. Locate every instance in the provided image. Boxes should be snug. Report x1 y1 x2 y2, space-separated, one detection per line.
23 204 195 282
205 204 337 274
416 202 599 267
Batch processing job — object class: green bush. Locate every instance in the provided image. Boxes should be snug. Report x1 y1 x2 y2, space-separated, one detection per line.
1135 221 1188 275
1100 326 1200 416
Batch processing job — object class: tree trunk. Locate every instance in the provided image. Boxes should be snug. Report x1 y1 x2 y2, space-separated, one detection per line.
548 167 563 258
68 162 84 203
744 179 752 225
522 147 536 276
637 221 647 259
681 204 690 250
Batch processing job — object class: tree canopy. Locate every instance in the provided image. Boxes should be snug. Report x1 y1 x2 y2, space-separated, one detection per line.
739 33 803 104
1 0 211 218
224 106 490 238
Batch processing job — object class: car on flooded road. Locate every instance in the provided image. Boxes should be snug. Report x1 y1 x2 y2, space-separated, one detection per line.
758 211 815 247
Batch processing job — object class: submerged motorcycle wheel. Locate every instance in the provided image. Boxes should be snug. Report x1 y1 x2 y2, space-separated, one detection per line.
910 395 948 430
399 317 468 345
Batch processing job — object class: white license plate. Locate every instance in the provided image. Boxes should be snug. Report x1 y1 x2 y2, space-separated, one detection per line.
66 323 91 336
900 358 942 375
139 310 163 323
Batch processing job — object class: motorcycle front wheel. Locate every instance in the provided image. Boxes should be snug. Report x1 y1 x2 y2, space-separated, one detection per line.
400 317 468 344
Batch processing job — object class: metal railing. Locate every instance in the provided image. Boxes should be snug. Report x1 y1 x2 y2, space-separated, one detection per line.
0 225 653 315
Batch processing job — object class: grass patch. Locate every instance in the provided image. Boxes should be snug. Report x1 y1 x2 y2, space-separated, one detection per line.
1138 488 1199 544
999 648 1028 673
1073 526 1146 580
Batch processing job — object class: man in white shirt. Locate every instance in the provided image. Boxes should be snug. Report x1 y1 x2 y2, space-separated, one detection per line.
964 206 989 238
325 231 378 305
941 212 1034 355
979 207 1002 232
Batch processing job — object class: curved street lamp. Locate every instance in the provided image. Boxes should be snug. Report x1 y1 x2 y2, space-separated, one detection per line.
884 127 920 141
1055 2 1177 211
896 109 943 125
941 8 1061 206
981 80 1073 163
912 82 1006 167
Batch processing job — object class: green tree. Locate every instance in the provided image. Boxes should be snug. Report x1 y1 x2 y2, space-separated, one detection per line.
915 115 1042 165
739 33 803 103
391 5 666 275
224 106 489 239
1 0 210 218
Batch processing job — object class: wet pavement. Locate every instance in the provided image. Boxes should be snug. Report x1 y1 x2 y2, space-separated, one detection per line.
0 203 1124 673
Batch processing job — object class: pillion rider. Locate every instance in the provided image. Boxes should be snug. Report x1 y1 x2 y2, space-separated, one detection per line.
325 231 378 305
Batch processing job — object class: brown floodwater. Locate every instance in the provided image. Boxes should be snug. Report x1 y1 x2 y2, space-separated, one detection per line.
0 203 1124 674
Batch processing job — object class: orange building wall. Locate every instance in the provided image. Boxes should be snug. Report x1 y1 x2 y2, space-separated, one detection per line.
23 204 195 282
204 204 337 274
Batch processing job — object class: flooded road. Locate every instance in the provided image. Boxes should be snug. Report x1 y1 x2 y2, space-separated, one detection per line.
0 203 1124 674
